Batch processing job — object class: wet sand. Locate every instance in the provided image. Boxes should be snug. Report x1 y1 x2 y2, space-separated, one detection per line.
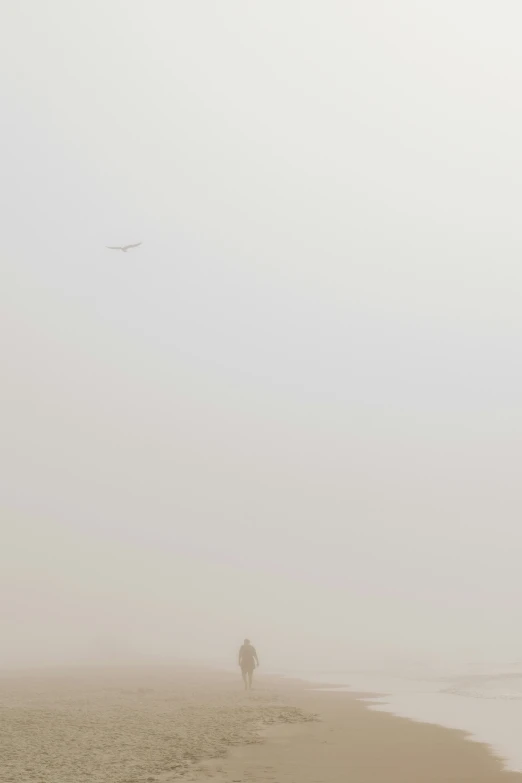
1 667 520 782
195 687 522 783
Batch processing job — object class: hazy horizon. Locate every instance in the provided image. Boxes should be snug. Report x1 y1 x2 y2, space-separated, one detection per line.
3 1 522 671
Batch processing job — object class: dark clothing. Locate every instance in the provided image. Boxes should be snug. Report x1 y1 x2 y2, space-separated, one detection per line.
239 644 257 672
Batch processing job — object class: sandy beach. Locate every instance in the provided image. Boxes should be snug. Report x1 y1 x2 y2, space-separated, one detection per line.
1 667 521 783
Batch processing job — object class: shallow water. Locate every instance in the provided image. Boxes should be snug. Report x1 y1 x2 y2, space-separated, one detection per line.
286 666 522 772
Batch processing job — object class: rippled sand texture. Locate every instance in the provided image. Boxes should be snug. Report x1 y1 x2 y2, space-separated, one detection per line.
1 667 313 783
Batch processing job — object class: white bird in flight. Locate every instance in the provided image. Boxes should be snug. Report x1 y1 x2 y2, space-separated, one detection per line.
106 241 143 253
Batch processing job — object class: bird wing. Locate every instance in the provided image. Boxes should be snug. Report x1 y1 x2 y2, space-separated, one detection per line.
122 242 142 250
106 246 123 250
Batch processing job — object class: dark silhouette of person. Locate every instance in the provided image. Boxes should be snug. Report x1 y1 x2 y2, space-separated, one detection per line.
238 638 259 690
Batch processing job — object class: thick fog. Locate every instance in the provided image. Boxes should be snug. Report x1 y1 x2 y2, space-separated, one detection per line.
2 1 522 671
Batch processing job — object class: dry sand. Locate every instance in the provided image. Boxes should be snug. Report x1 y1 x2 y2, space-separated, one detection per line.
0 667 311 783
1 667 520 783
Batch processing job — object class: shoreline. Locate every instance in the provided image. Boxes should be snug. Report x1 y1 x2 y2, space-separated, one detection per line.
2 666 521 782
286 669 522 773
194 682 522 783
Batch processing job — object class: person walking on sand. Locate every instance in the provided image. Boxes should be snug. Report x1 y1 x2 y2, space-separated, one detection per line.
238 638 259 690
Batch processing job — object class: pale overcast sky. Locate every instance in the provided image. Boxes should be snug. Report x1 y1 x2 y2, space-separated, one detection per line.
2 2 522 670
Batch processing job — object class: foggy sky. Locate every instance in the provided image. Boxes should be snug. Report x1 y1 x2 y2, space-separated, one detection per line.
2 1 522 671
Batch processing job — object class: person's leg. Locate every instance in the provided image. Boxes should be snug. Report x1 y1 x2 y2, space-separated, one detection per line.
248 669 253 690
241 669 248 690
